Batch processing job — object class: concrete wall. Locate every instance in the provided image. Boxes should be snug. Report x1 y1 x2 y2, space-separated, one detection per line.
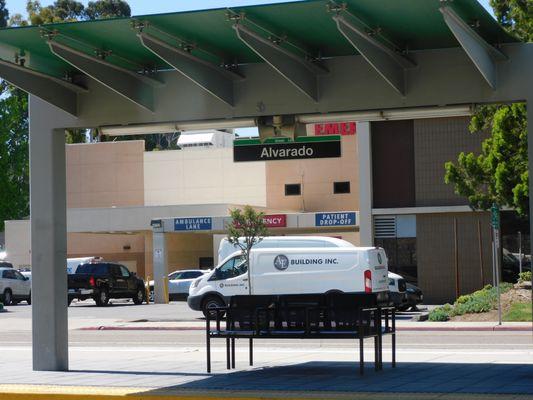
4 220 31 268
417 212 493 304
265 135 358 212
165 233 214 273
66 140 145 208
67 232 147 276
144 148 267 207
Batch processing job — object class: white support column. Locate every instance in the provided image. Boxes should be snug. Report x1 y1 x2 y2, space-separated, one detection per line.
357 122 373 246
527 99 533 276
29 97 68 371
152 231 168 304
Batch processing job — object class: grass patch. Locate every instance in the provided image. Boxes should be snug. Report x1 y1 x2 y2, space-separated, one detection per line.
503 302 532 322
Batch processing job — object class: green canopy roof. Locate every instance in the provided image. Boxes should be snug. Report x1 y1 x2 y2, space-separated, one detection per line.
0 0 515 79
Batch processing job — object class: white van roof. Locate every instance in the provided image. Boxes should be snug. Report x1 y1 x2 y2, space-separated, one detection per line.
222 236 355 248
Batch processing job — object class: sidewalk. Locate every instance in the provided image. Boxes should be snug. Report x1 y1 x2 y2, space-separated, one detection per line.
1 342 532 399
76 319 533 332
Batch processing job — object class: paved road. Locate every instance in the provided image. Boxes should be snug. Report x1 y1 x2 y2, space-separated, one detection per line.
1 301 532 396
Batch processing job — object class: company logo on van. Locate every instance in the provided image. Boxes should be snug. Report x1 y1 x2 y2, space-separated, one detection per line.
273 255 289 271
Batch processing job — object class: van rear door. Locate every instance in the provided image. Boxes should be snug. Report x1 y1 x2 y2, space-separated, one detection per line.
367 248 389 293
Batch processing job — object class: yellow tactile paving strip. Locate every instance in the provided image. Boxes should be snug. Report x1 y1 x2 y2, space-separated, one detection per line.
0 385 532 400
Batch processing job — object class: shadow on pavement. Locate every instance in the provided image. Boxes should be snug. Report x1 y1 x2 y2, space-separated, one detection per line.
135 361 533 395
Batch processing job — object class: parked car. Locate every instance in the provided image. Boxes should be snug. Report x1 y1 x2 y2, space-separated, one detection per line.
149 269 208 302
0 267 31 305
388 272 424 311
502 248 532 283
388 272 407 310
68 262 145 306
404 282 423 311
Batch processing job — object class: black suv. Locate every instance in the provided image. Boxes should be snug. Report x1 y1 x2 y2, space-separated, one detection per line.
68 262 146 306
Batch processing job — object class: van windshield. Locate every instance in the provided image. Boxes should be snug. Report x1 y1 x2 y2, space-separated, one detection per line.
213 256 247 280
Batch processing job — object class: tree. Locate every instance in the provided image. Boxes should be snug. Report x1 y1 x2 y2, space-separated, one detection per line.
227 206 268 295
0 89 29 231
490 0 532 41
86 0 130 19
445 1 531 216
0 0 8 28
445 103 528 216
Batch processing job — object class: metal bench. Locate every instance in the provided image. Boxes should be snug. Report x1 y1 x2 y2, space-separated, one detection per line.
206 293 396 374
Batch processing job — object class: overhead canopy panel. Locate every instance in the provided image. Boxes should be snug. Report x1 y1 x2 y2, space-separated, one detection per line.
0 0 517 113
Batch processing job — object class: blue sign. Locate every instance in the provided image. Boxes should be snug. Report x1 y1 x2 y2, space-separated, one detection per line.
174 217 212 231
315 212 356 227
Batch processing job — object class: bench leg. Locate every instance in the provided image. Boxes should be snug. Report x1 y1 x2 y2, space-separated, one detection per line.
231 338 235 369
249 338 253 366
226 338 230 370
359 337 364 375
374 336 379 371
206 334 211 373
392 332 396 368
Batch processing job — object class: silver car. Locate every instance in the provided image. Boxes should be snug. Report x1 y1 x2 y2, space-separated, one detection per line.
149 269 208 302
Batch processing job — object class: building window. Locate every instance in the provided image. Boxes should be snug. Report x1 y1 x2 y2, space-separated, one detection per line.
285 183 301 196
334 181 350 194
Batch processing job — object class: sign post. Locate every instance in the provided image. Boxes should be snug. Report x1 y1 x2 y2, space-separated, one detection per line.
491 203 502 326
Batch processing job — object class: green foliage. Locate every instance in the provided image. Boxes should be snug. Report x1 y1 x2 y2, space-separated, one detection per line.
503 302 532 322
0 0 8 28
490 0 532 42
428 283 516 321
227 206 268 259
428 305 451 321
86 0 131 19
518 271 532 283
22 0 130 25
445 103 528 215
0 89 29 231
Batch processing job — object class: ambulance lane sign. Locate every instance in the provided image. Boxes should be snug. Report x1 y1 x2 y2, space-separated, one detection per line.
174 217 212 231
315 212 356 227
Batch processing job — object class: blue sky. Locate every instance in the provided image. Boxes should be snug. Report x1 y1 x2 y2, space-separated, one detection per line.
6 0 494 18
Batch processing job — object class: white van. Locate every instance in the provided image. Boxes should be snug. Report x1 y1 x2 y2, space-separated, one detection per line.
188 238 389 317
217 236 353 263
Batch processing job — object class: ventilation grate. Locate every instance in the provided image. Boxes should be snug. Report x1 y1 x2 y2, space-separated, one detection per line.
374 216 397 239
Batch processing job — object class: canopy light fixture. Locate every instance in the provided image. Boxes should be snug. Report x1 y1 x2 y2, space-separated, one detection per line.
297 105 473 124
100 118 257 136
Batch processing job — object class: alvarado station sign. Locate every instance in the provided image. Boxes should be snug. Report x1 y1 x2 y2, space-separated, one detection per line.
234 136 341 162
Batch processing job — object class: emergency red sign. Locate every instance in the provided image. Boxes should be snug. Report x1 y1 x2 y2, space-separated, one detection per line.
314 122 356 136
263 214 287 228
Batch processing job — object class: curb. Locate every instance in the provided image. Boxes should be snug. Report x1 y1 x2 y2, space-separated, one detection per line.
77 325 532 332
0 385 530 400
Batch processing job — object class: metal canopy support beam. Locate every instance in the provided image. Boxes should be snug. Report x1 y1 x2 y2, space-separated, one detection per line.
138 32 237 107
333 15 415 96
233 23 320 102
48 41 157 111
0 59 82 116
440 6 507 90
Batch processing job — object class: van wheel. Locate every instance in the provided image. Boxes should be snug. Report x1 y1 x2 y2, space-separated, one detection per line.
3 289 12 306
202 296 225 319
